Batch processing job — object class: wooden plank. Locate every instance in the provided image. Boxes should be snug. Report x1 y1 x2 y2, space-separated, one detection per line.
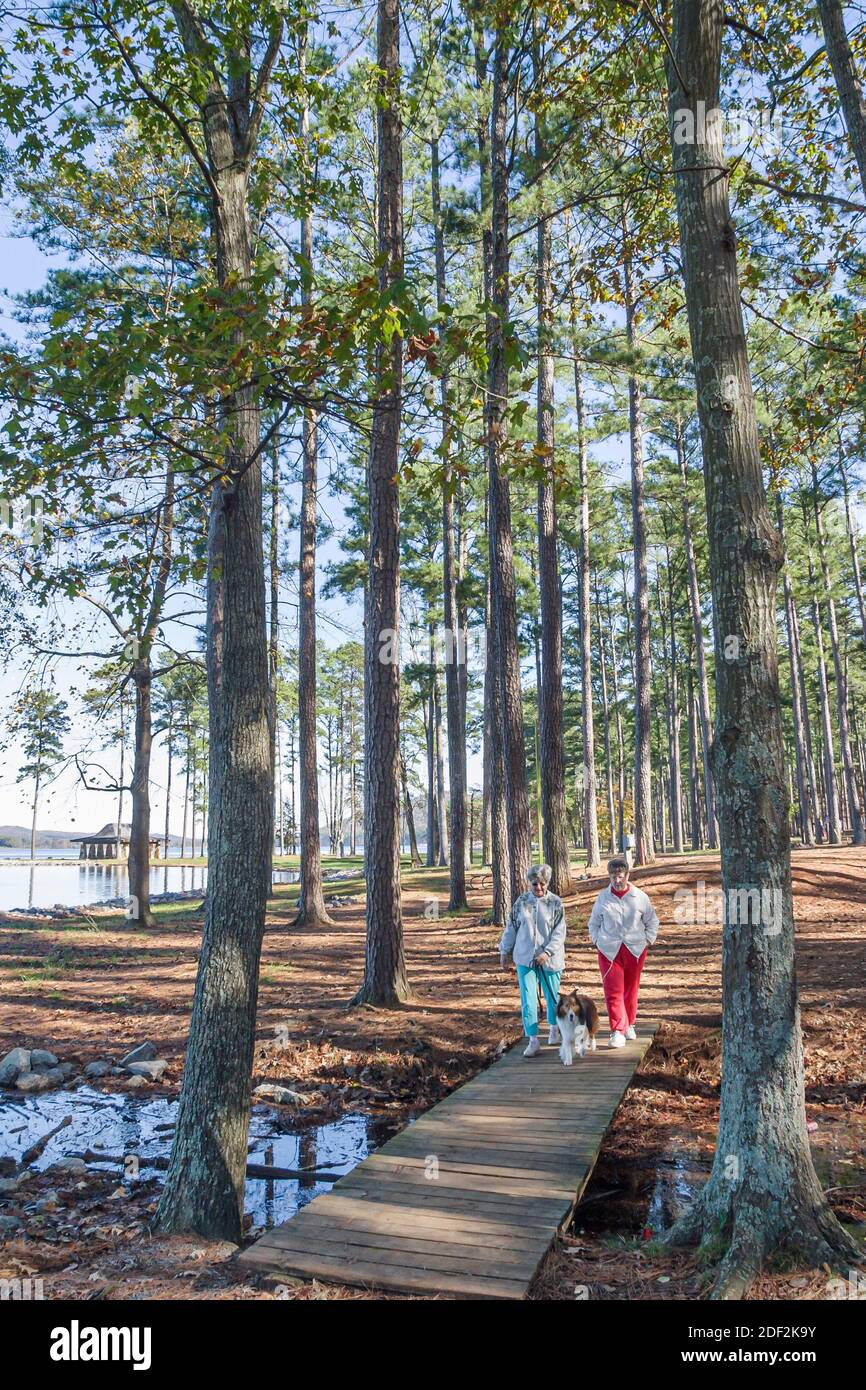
329 1178 567 1223
260 1224 538 1273
239 1243 528 1300
304 1196 548 1247
238 1022 658 1298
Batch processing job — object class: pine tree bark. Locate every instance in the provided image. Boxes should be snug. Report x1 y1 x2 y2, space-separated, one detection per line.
431 129 467 908
534 59 573 894
665 0 858 1296
804 518 842 843
400 752 423 868
816 0 866 200
664 542 684 854
354 0 408 1007
293 31 333 926
622 206 654 864
676 418 717 846
811 463 865 842
156 9 280 1242
574 364 600 872
777 497 817 845
128 461 174 930
489 30 532 904
595 572 617 854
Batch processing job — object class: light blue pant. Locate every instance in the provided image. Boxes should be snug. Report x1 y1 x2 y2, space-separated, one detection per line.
516 963 562 1037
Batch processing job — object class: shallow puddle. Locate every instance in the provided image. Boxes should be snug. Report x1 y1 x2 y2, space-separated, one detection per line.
645 1151 703 1232
0 1088 395 1229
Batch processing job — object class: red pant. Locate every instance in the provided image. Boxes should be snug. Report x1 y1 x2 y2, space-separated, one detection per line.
598 944 646 1034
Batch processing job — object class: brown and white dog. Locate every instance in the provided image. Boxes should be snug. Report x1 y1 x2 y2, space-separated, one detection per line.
556 992 600 1065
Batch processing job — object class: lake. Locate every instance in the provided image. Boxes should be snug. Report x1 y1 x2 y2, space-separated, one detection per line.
0 861 302 912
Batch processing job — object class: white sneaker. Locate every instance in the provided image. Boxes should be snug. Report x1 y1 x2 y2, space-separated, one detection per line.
548 1025 561 1045
523 1037 541 1057
625 1025 637 1041
609 1032 626 1049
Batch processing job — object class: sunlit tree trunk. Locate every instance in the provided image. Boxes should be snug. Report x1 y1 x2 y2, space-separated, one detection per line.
665 0 857 1296
354 0 408 1006
156 10 279 1242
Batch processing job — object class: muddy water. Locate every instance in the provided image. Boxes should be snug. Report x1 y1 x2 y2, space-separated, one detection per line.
0 1088 395 1229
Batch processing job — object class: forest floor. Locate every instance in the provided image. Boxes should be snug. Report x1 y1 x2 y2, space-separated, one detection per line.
0 846 864 1301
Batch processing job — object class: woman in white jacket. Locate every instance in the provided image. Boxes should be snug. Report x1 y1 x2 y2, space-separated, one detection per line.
588 854 658 1048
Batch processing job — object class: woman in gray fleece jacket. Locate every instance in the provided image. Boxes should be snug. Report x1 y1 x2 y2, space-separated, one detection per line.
499 864 566 1057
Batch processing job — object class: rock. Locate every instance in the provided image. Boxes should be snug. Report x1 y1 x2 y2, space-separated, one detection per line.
41 1067 67 1086
33 1193 59 1214
0 1157 16 1178
0 1047 31 1086
56 1061 77 1078
84 1060 112 1078
15 1071 53 1093
0 1177 18 1194
49 1157 88 1176
253 1083 306 1105
124 1074 148 1089
30 1049 59 1068
124 1060 167 1081
0 1215 22 1236
119 1043 157 1068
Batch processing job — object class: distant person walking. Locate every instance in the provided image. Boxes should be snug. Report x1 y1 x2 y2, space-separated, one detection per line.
588 854 658 1048
499 864 566 1058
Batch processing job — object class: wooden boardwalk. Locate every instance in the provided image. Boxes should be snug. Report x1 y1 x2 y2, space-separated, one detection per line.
239 1022 657 1298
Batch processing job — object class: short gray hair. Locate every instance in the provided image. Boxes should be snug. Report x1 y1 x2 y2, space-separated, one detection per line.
527 863 552 885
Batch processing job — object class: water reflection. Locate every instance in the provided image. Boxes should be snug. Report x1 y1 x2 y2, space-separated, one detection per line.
0 862 301 912
1 1087 382 1229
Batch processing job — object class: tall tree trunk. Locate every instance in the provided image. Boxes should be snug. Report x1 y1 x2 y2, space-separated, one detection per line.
811 464 865 842
677 418 717 846
665 0 857 1296
129 460 174 929
431 128 467 908
293 29 332 926
595 573 617 855
400 753 423 868
355 0 408 1006
574 364 600 872
803 517 842 843
268 440 279 882
816 0 866 199
622 206 654 864
606 587 627 850
164 705 173 859
128 661 155 926
475 33 508 919
30 771 40 863
432 647 448 868
489 28 531 905
687 664 702 850
840 452 866 645
156 10 279 1242
425 655 436 867
534 68 573 893
664 543 684 854
777 497 816 846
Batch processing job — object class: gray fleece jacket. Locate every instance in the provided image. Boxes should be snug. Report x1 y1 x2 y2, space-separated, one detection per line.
499 890 566 971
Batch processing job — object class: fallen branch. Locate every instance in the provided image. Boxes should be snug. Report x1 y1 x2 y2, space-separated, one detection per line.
73 1149 342 1183
21 1115 72 1167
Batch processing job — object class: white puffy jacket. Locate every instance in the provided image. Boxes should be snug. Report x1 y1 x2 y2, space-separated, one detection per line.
588 884 659 962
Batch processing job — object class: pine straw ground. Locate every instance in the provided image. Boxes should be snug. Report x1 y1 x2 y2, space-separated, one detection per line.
0 846 864 1300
